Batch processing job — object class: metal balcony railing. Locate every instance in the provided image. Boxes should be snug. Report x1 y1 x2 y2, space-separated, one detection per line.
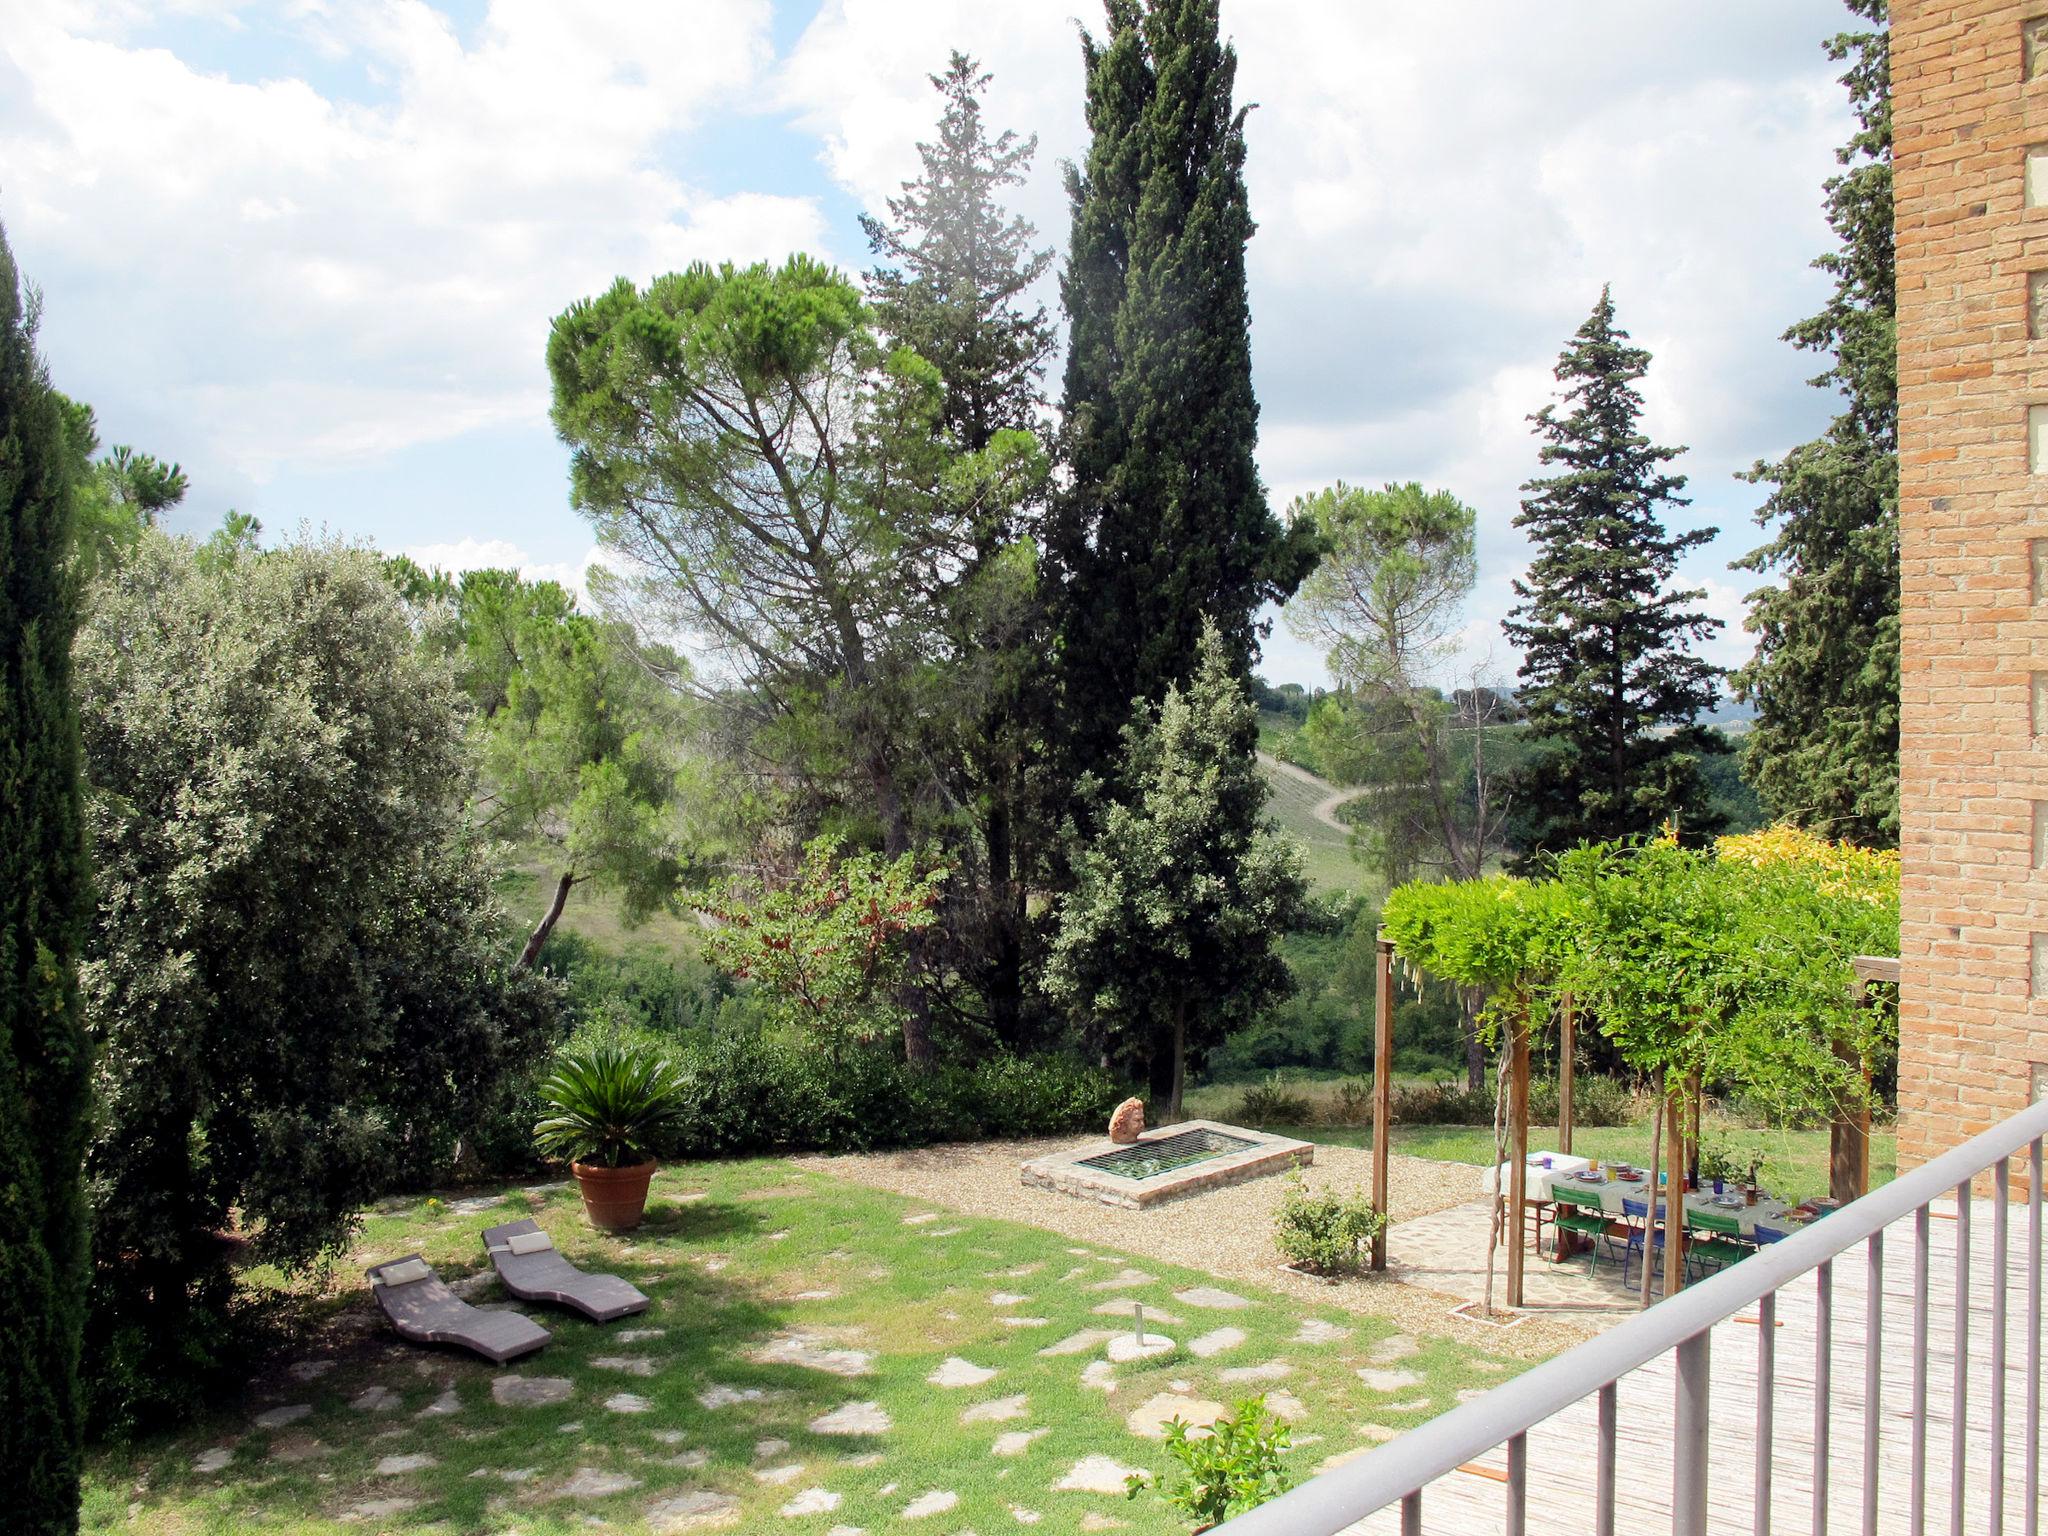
1219 1095 2048 1536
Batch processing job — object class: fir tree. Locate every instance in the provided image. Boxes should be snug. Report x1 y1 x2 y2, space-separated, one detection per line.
1049 0 1319 794
1504 289 1727 859
0 220 92 1534
862 51 1055 469
861 55 1059 1048
1733 0 1897 845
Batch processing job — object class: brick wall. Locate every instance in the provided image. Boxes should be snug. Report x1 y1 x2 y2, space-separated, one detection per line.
1896 0 2048 1167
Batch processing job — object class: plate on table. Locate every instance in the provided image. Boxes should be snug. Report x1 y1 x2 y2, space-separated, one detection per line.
1710 1196 1744 1210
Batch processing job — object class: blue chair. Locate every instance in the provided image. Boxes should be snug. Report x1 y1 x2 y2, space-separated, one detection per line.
1751 1224 1787 1245
1620 1197 1667 1291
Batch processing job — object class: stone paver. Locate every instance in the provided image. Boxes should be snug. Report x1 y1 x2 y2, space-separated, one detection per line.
193 1447 232 1473
344 1497 416 1520
993 1427 1049 1457
268 1433 327 1463
555 1467 642 1498
606 1393 652 1413
252 1403 311 1430
1011 1506 1044 1524
1220 1360 1292 1383
751 1332 874 1377
1316 1443 1372 1474
1172 1286 1251 1310
1080 1360 1118 1392
927 1356 996 1388
1358 1367 1423 1393
615 1327 668 1343
1294 1319 1352 1344
1126 1392 1228 1440
781 1487 841 1516
989 1291 1030 1306
592 1355 657 1376
1369 1333 1419 1363
698 1384 768 1409
1264 1389 1308 1420
286 1359 334 1382
1079 1514 1128 1532
755 1438 791 1460
417 1388 461 1417
810 1400 891 1435
1056 1455 1142 1493
494 1375 574 1407
1188 1326 1247 1357
375 1453 437 1474
469 1467 540 1483
961 1393 1027 1423
1087 1268 1155 1291
1001 1316 1050 1328
1039 1328 1117 1357
755 1463 805 1486
1105 1331 1173 1363
646 1489 741 1531
902 1488 959 1518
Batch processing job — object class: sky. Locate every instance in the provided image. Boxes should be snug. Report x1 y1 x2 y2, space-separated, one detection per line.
0 0 1865 690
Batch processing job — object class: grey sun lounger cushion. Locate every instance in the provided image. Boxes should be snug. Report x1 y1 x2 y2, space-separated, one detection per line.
482 1218 650 1323
367 1253 550 1364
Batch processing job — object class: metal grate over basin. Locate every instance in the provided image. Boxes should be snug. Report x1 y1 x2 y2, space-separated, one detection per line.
1077 1128 1258 1182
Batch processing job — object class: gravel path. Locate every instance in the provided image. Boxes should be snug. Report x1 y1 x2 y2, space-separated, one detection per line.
794 1137 1600 1360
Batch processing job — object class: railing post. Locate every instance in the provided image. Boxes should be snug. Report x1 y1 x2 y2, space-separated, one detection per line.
1674 1329 1710 1536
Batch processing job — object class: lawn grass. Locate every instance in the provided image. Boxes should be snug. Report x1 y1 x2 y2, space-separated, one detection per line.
496 848 707 959
86 1159 1523 1535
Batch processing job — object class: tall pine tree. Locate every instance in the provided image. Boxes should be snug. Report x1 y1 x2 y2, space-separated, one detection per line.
861 54 1058 1047
1505 288 1727 859
1049 0 1319 792
0 221 92 1534
1734 0 1897 845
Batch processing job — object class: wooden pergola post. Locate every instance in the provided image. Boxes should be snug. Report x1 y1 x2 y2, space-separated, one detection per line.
1557 991 1576 1155
1371 930 1395 1271
1506 1005 1532 1309
1664 1075 1688 1298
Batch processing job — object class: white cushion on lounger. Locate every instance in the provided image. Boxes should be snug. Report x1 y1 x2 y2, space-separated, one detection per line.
377 1258 433 1286
505 1230 554 1256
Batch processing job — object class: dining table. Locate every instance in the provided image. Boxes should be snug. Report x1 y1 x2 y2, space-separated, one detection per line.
1549 1164 1813 1242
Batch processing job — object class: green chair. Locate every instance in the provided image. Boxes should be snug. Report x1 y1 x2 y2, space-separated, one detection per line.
1548 1183 1616 1276
1683 1208 1749 1279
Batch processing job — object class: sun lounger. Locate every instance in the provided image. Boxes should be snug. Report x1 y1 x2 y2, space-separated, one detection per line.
367 1253 550 1363
482 1218 650 1323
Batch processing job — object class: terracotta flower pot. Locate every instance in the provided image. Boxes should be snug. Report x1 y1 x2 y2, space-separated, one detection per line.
571 1158 657 1232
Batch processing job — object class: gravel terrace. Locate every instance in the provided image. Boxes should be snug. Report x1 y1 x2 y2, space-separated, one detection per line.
795 1137 1602 1360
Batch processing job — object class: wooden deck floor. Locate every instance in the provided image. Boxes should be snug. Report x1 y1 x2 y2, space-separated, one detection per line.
1343 1198 2045 1534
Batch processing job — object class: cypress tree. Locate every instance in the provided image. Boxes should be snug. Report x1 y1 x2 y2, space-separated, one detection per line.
1504 288 1727 860
1733 0 1897 845
0 220 92 1534
1049 0 1319 792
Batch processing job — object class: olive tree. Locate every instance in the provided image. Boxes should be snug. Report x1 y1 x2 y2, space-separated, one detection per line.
74 532 556 1429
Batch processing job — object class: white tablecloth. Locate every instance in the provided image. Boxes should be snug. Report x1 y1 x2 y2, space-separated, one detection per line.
1483 1151 1591 1201
1551 1169 1801 1241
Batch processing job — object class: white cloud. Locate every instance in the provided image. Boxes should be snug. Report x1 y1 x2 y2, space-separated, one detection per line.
1 0 825 481
401 535 617 603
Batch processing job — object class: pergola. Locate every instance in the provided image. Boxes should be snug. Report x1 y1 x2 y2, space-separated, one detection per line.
1364 932 1901 1311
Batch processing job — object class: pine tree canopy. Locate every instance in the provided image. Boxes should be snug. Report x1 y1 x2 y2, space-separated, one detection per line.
1050 0 1320 791
1504 287 1727 858
1733 0 1898 845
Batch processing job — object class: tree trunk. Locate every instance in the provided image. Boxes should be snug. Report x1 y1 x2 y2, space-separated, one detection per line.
1170 997 1188 1123
1146 1023 1175 1114
1461 986 1485 1094
985 799 1023 1047
870 752 936 1068
517 869 576 969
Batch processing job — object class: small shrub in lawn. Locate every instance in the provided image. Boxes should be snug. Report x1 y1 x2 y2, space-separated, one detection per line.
1332 1076 1374 1125
1236 1072 1314 1125
1127 1393 1295 1526
1272 1173 1386 1276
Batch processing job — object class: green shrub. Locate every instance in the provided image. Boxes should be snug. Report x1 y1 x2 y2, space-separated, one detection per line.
1126 1394 1294 1525
1236 1072 1314 1125
1272 1173 1385 1275
1332 1077 1374 1125
534 1043 691 1168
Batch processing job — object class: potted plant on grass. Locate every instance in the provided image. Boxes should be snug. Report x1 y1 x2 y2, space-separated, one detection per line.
533 1042 688 1232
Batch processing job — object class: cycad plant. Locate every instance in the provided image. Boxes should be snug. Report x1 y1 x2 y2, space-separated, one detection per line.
533 1043 689 1169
